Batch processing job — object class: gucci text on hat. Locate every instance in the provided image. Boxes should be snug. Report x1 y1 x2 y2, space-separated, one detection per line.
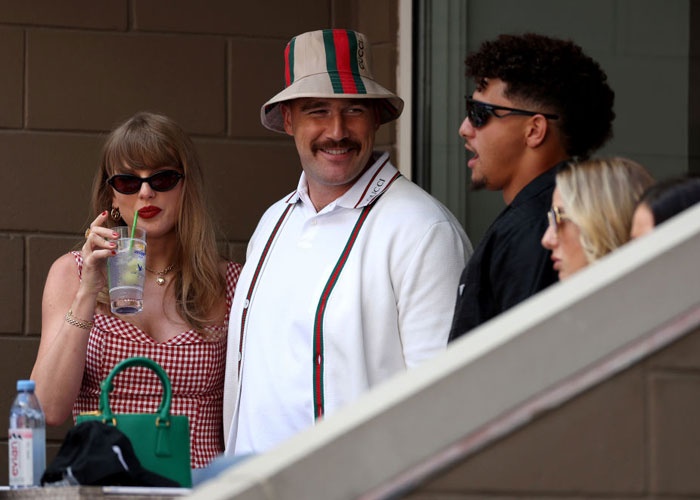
261 29 404 132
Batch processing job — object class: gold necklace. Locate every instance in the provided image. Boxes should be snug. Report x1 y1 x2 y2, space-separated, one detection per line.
146 263 176 286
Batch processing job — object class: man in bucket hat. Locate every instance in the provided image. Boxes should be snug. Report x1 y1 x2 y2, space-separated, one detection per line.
222 29 472 455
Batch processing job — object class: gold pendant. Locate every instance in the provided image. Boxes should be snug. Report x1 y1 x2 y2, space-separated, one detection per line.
156 276 166 286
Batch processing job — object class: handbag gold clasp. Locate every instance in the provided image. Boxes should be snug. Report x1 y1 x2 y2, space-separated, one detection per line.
155 417 171 428
79 410 102 417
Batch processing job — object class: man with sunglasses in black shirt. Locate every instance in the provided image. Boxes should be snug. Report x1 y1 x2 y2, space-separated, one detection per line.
449 33 615 341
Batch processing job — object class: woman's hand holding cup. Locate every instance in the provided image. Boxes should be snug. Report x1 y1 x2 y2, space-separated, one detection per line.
80 211 118 296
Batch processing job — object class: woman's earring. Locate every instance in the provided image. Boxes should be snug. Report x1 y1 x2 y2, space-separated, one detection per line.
110 207 121 221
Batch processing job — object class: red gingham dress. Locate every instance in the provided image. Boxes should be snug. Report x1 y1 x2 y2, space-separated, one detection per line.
70 252 241 468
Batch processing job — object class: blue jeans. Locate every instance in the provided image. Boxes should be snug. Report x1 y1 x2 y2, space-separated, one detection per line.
191 454 254 487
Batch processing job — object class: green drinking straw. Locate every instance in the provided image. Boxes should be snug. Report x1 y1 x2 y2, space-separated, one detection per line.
129 210 139 250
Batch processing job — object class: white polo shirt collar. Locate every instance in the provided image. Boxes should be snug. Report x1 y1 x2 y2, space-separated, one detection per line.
286 151 397 212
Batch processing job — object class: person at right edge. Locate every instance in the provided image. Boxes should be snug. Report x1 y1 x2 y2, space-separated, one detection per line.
449 33 615 341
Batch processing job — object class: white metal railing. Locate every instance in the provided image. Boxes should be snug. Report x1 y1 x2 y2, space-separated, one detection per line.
189 202 700 500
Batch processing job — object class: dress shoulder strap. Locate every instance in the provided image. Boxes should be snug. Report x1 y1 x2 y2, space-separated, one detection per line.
70 251 83 280
225 261 243 311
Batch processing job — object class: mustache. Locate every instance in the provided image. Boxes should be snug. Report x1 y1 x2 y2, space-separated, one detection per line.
312 139 361 152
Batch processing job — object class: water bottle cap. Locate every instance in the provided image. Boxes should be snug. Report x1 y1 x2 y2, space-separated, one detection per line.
16 380 35 391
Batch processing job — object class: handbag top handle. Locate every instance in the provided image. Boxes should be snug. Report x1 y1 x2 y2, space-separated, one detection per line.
99 357 173 426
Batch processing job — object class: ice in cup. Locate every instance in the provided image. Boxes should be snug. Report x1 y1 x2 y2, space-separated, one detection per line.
107 227 147 314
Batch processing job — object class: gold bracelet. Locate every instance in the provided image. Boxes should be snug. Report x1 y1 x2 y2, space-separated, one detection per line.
65 309 93 330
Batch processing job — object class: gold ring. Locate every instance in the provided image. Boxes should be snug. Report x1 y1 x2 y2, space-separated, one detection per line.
84 228 91 239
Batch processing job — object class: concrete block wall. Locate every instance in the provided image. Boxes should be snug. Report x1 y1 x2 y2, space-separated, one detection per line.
0 0 398 484
407 325 700 499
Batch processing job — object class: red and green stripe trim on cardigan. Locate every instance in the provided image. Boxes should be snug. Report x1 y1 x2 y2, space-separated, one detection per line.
353 156 393 208
238 202 295 376
312 172 401 419
322 29 367 95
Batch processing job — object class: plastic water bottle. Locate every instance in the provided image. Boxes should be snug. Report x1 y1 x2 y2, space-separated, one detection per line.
8 380 46 488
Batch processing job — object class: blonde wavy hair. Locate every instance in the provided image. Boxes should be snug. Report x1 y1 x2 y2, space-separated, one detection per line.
556 157 655 263
90 112 225 332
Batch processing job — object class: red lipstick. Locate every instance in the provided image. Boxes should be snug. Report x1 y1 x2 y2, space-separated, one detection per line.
138 206 161 219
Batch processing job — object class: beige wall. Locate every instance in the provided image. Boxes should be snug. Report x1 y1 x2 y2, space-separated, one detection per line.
0 0 398 484
407 325 700 499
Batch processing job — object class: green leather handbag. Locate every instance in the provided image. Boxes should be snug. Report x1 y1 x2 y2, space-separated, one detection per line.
76 357 192 487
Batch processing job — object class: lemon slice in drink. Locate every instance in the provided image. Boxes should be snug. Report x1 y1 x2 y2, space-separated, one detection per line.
121 258 143 286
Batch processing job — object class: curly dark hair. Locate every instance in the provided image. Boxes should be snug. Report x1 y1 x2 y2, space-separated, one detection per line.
466 33 615 159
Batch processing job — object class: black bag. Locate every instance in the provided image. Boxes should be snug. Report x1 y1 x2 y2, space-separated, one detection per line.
41 421 179 487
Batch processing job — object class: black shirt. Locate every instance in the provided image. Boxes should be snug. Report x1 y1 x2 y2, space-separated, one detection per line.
449 166 560 340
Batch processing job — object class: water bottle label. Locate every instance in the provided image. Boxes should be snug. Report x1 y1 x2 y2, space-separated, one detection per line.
8 429 33 487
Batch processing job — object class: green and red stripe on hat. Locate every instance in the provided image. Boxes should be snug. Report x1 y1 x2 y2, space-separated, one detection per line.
262 28 404 133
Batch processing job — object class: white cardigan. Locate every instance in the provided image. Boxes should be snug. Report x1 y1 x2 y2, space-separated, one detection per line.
223 152 472 453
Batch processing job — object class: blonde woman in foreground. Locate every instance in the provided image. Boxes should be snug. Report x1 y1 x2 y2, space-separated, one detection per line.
541 157 654 280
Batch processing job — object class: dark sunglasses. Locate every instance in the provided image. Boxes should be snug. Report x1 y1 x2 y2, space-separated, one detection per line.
466 97 559 128
107 170 184 195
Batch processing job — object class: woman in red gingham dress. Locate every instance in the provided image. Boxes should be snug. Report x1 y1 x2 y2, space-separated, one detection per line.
32 112 241 469
70 253 240 467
